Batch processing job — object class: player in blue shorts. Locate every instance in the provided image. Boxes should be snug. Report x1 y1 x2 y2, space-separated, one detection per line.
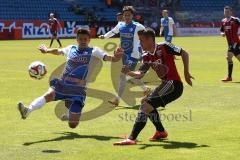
99 6 150 106
17 29 123 128
160 10 176 43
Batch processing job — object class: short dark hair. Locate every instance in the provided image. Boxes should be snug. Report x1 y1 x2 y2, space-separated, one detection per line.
138 28 156 41
77 28 91 38
122 6 135 14
224 6 232 10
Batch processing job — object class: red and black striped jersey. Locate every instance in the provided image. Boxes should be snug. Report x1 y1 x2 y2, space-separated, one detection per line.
220 16 240 45
139 42 182 81
48 18 59 32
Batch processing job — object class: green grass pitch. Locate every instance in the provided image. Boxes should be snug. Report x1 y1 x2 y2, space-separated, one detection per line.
0 36 240 160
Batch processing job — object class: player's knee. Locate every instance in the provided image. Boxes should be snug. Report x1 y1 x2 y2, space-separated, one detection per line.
139 102 154 114
141 97 147 104
68 122 79 129
226 56 232 62
44 91 55 102
68 112 80 128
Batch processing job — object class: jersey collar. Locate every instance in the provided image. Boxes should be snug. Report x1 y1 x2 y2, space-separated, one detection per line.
148 44 157 55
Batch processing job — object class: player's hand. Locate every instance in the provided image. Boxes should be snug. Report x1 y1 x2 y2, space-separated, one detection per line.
113 47 124 60
98 35 105 39
184 72 194 86
38 44 48 54
133 71 145 79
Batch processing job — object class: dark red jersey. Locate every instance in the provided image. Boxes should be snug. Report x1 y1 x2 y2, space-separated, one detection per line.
139 42 182 81
220 16 240 45
48 18 59 32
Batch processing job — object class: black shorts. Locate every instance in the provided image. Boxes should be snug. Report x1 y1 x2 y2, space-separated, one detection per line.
50 30 58 37
228 43 240 56
146 80 183 108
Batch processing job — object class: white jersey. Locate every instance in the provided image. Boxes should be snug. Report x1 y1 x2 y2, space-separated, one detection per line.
104 21 145 59
161 17 175 36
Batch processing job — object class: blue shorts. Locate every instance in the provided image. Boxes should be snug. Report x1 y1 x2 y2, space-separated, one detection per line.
165 35 173 43
50 78 86 113
122 54 139 71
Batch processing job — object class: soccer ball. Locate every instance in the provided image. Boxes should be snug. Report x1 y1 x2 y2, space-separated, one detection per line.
28 61 47 80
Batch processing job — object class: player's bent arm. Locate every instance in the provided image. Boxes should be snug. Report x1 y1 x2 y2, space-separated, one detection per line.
122 63 149 79
103 48 124 62
38 44 62 55
220 32 225 37
181 50 189 73
173 24 177 36
100 24 120 39
160 26 164 36
181 50 194 86
127 71 145 79
121 66 145 79
57 20 61 29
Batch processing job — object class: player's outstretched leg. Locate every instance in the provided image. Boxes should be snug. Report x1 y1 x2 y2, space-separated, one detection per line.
222 52 233 82
65 101 83 129
17 88 55 119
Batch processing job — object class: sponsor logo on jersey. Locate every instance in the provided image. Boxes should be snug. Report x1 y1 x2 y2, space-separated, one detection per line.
121 33 134 38
72 57 89 63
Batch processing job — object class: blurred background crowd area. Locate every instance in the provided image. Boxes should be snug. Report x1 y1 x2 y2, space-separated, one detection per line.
1 0 240 29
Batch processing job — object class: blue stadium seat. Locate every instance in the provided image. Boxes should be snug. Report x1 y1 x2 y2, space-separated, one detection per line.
0 0 119 21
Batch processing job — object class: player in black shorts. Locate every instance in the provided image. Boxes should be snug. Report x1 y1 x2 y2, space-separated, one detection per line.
48 13 62 48
114 28 194 145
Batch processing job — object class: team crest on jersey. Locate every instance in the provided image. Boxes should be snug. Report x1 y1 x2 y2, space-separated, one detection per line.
121 33 134 38
129 28 133 32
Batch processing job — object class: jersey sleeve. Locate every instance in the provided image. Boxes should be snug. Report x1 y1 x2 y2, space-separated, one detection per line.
160 18 164 26
220 22 224 32
136 23 146 32
104 23 120 38
92 47 107 60
58 45 73 57
235 17 240 25
164 42 182 56
169 18 175 25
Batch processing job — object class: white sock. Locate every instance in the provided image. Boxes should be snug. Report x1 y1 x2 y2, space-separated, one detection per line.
28 96 46 112
117 73 127 99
